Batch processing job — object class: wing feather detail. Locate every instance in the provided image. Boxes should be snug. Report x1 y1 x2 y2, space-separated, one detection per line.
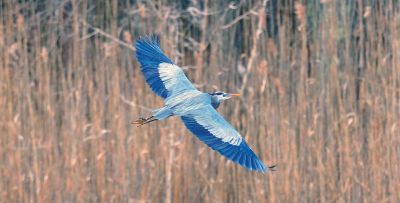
135 35 197 99
181 106 267 172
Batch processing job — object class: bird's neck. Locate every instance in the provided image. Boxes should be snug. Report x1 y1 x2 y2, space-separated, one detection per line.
210 96 221 109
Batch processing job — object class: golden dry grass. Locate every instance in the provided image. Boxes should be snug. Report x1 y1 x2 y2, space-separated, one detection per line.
1 0 400 202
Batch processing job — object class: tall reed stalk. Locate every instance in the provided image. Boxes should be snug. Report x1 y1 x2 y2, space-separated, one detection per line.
0 0 399 202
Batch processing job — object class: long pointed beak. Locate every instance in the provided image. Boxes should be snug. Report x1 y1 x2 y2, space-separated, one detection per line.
229 93 241 97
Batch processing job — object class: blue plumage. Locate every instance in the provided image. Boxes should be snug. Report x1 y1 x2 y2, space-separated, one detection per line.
182 116 266 172
134 35 274 173
136 35 173 98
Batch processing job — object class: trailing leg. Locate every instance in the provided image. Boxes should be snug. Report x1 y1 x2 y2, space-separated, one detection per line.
131 116 158 127
131 106 173 127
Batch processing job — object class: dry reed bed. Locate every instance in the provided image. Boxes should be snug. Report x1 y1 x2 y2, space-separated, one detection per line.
0 0 399 202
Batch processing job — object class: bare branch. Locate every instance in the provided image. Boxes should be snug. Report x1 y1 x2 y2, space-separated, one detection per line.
80 20 136 51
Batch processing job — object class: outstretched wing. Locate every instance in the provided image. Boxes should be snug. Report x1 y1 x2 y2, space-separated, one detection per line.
181 105 267 172
135 35 197 99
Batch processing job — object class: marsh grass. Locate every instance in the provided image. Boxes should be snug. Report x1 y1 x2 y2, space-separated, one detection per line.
1 0 399 202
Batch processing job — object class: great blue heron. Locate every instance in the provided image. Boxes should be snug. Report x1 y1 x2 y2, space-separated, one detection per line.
132 35 275 172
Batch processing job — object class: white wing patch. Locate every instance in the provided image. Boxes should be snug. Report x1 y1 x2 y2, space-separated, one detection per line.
192 109 243 146
158 63 196 97
158 63 180 89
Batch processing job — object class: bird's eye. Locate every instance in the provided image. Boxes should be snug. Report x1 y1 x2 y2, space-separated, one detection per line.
216 92 223 95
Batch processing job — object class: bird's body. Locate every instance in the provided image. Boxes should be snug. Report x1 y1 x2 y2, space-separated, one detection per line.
133 35 274 172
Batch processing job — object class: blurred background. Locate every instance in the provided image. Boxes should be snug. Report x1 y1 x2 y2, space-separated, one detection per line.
1 0 400 202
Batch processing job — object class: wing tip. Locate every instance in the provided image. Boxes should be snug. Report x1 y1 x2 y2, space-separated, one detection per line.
212 139 272 173
245 159 277 173
181 116 274 173
238 141 276 173
135 33 173 65
136 33 160 47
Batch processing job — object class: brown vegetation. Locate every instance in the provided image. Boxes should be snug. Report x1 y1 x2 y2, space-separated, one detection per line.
1 0 399 202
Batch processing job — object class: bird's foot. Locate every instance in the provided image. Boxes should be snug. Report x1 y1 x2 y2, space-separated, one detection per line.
131 116 156 127
131 117 147 127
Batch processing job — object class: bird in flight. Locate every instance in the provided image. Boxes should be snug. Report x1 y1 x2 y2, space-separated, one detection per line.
132 35 275 172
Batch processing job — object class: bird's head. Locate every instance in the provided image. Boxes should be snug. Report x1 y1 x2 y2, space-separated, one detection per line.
209 91 241 102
